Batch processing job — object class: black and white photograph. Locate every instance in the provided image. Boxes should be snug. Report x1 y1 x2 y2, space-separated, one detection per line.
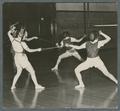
2 2 118 109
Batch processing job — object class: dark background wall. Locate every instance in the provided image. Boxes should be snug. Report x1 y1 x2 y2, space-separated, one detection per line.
3 3 56 43
56 12 85 38
3 2 117 53
55 11 117 49
55 3 117 49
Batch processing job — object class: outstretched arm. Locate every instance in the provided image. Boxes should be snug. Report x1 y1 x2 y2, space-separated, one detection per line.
68 42 86 50
23 31 38 42
21 42 41 53
98 30 111 48
25 36 39 41
71 34 86 43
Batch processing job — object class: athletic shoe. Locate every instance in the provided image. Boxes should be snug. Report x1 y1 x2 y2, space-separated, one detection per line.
11 86 16 90
75 84 85 89
35 85 45 90
51 67 58 71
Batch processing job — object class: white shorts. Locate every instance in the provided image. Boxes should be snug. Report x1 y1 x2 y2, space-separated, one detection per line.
66 50 79 56
14 53 31 69
76 56 106 71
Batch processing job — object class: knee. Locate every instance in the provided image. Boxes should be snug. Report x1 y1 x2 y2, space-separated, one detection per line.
29 69 35 75
15 72 21 77
58 55 62 60
75 68 82 74
16 68 22 74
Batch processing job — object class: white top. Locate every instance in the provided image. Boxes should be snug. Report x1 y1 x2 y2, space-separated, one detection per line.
12 40 24 53
8 31 24 53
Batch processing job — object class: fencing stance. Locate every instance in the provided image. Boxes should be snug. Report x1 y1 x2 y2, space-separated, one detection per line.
68 30 118 89
8 25 45 90
11 27 39 71
51 32 86 71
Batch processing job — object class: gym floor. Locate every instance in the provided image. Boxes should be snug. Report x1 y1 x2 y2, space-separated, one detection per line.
3 48 118 109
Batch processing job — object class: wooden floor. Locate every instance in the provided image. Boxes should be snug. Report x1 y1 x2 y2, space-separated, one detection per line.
3 80 118 109
3 49 118 109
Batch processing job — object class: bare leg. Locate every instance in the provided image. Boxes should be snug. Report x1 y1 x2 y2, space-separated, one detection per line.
72 51 83 61
74 61 90 89
51 51 72 70
11 66 23 89
74 67 85 89
96 59 118 84
25 63 45 90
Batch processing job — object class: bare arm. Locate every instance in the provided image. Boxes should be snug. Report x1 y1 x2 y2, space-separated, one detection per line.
68 42 86 50
21 42 41 53
7 31 14 42
71 34 86 42
23 31 39 41
98 30 111 48
25 37 38 41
